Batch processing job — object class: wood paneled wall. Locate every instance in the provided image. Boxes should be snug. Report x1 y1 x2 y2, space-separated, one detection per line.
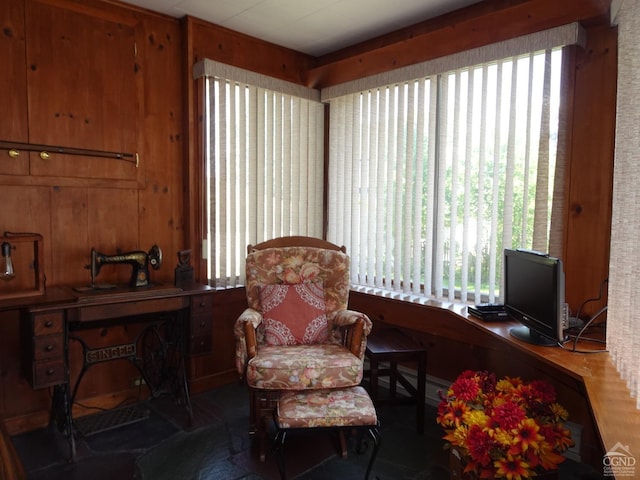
0 0 617 439
0 0 184 289
563 25 616 317
0 0 185 429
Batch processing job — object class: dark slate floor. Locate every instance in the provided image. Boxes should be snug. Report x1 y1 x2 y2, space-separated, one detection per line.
12 381 606 480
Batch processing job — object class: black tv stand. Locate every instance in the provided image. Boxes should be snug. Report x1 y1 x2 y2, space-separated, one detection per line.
509 325 557 347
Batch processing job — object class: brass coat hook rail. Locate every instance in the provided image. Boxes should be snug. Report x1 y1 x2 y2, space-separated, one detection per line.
0 140 138 166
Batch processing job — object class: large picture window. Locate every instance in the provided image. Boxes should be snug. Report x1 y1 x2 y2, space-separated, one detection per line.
327 49 564 303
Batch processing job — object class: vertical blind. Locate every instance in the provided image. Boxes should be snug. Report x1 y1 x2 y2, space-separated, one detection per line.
327 49 563 303
609 0 640 409
204 77 324 287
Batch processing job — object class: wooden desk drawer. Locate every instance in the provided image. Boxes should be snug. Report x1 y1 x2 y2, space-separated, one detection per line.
33 360 65 388
33 335 64 361
76 297 187 322
33 312 64 335
191 294 213 315
191 313 212 335
189 335 212 355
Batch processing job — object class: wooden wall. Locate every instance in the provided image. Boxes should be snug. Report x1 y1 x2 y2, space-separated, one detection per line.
0 0 617 440
0 0 185 430
0 0 184 290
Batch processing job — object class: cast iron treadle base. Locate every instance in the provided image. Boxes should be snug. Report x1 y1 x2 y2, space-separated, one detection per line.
74 404 150 436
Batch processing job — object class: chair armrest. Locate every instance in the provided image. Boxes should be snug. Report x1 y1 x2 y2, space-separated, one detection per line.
333 309 372 358
234 308 263 377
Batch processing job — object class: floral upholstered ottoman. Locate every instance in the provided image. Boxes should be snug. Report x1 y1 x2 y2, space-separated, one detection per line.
273 385 380 480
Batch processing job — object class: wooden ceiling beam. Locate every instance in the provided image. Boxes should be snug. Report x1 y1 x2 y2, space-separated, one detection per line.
305 0 611 89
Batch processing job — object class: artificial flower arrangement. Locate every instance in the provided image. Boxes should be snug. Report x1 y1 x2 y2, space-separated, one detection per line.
437 370 573 479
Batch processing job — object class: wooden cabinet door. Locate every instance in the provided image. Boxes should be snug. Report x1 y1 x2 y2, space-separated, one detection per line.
25 0 139 180
0 0 29 176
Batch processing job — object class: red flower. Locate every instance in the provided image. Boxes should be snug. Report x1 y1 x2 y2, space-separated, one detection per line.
529 380 557 404
492 400 526 430
451 377 480 402
466 424 494 466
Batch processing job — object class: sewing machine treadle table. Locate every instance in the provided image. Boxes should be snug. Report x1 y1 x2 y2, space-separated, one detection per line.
14 282 214 460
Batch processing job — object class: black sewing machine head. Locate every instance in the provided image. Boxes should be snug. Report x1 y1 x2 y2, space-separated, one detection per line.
90 245 162 288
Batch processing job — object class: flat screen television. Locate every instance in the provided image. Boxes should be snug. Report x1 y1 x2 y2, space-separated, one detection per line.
503 248 567 347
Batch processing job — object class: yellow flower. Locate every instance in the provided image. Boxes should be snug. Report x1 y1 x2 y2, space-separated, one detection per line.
463 409 489 428
492 396 508 408
496 378 516 392
492 428 513 447
444 424 469 447
550 402 569 422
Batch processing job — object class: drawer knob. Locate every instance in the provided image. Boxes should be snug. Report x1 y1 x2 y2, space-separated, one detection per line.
199 301 206 307
44 320 53 328
45 344 54 351
46 369 55 376
199 321 206 328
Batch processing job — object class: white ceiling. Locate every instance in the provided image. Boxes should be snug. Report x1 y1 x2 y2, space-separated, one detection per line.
122 0 481 56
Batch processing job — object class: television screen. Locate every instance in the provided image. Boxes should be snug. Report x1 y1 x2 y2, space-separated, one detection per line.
503 248 566 346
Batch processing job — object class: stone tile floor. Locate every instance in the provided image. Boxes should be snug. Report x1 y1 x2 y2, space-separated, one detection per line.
12 382 606 479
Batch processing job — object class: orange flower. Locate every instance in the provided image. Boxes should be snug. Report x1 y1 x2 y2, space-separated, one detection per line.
544 423 574 452
510 418 543 454
494 455 533 480
534 441 567 470
437 399 469 428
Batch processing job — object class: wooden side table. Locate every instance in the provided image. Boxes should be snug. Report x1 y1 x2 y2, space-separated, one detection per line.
364 328 427 434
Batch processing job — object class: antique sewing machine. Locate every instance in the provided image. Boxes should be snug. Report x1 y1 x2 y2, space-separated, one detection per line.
88 245 162 288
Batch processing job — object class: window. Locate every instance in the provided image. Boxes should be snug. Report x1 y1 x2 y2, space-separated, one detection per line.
327 49 564 304
202 73 324 287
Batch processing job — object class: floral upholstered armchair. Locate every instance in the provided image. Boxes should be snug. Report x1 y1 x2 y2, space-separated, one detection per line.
234 236 372 460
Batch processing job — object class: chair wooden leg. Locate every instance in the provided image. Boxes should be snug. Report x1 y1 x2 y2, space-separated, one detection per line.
258 417 267 462
254 391 268 462
338 430 348 458
250 389 280 462
248 389 257 435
